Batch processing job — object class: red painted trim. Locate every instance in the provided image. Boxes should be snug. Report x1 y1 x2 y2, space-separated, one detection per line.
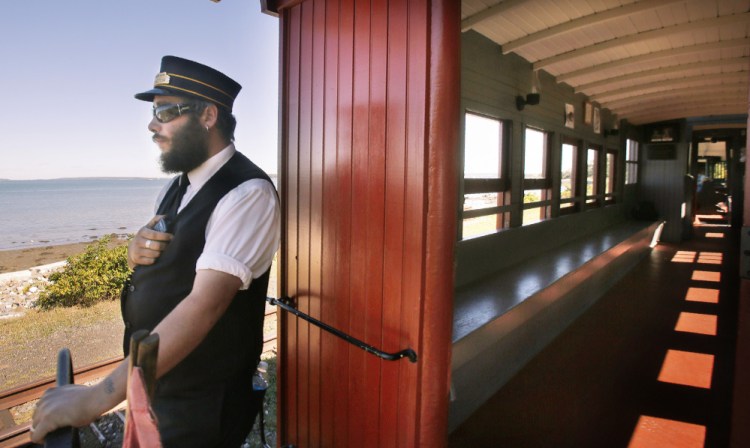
731 68 750 448
744 70 750 227
271 0 306 13
279 5 301 442
400 4 428 446
419 0 460 446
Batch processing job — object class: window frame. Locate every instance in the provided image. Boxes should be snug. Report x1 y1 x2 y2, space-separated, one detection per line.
460 111 512 239
625 138 639 185
559 136 582 215
604 148 617 204
522 126 552 226
585 144 602 208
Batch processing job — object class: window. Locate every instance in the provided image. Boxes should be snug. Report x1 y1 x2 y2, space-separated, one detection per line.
696 141 727 181
586 145 601 206
605 149 617 203
523 127 551 225
560 137 581 214
462 112 510 239
626 139 639 185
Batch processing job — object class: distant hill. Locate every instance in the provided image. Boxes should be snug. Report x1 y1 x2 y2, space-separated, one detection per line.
0 175 278 182
0 176 170 182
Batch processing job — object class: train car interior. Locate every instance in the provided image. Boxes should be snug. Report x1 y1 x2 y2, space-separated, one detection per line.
450 1 748 446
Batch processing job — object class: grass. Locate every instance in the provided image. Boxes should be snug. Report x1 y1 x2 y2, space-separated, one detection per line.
0 300 123 390
0 300 120 347
1 301 279 446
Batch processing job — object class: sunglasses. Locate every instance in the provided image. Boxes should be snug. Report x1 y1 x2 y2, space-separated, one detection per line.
152 103 193 123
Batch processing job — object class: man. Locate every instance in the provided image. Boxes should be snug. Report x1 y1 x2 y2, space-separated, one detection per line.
31 56 280 447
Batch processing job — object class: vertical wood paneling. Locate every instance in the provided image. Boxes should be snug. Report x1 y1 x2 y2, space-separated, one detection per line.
278 1 457 446
309 1 326 444
296 3 313 445
364 1 388 447
280 4 301 443
320 1 339 446
349 0 371 445
333 1 354 445
381 0 408 446
402 1 429 445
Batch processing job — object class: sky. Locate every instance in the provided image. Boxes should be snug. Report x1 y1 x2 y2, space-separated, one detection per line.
0 0 279 180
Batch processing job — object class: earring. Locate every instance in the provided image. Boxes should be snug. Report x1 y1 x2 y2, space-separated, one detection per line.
205 125 209 132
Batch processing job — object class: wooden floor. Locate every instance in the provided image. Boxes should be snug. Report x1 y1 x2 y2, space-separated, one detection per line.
449 216 741 448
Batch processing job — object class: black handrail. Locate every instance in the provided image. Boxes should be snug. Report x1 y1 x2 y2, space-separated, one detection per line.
267 296 418 363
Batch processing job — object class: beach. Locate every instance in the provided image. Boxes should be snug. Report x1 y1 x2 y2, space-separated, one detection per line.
0 242 93 273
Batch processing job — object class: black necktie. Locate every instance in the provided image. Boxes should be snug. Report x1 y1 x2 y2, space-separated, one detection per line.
170 173 190 219
157 173 189 233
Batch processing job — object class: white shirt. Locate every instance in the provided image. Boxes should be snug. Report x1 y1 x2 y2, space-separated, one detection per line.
154 144 280 290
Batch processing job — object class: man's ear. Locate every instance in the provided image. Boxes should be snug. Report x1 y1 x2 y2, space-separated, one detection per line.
203 103 219 129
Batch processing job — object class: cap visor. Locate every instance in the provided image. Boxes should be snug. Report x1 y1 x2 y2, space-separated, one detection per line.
134 87 175 102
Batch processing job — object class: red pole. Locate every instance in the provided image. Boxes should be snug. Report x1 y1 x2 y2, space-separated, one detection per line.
731 69 750 447
419 0 460 446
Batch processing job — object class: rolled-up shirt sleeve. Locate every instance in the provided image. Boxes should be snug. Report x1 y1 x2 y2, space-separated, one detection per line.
195 178 280 290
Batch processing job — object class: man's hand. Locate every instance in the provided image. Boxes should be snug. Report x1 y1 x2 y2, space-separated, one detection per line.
31 364 127 444
128 215 173 269
29 385 95 443
31 360 128 443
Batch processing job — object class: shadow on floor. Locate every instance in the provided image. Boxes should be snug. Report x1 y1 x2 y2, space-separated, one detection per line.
449 220 739 448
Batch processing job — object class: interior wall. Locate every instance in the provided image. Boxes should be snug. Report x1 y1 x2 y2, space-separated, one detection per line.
458 31 633 283
640 141 691 243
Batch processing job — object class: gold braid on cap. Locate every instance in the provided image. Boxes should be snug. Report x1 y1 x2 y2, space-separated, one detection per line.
153 72 233 109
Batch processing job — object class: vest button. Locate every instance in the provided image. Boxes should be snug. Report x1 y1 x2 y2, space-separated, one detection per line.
129 284 135 292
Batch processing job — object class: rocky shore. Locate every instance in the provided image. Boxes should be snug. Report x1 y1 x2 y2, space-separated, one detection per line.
0 240 127 319
0 261 63 319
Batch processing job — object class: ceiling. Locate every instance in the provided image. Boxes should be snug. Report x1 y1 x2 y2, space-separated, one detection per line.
461 0 750 126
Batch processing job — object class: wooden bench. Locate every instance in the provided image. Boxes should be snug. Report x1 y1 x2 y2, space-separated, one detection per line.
449 217 663 431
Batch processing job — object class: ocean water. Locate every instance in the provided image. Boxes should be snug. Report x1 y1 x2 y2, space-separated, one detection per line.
0 178 171 250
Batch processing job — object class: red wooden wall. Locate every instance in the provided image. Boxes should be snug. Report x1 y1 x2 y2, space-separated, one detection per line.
269 0 459 446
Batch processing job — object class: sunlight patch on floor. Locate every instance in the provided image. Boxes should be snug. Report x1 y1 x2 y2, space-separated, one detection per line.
628 415 705 448
691 270 721 282
685 287 720 304
671 251 696 263
675 312 717 336
658 349 714 389
697 252 723 265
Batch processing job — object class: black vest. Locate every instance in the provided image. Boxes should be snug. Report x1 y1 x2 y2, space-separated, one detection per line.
122 151 273 395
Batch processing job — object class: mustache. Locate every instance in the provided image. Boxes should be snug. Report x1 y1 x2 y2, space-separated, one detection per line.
152 133 167 143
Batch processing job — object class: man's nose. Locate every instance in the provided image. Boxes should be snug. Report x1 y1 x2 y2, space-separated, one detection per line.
148 117 160 134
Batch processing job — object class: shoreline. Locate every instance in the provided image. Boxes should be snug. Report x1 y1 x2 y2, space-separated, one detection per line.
0 240 125 274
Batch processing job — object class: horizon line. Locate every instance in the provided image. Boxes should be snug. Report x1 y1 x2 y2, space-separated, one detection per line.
0 174 279 182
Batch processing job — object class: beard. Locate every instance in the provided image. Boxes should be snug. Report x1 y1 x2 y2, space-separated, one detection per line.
158 115 210 174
